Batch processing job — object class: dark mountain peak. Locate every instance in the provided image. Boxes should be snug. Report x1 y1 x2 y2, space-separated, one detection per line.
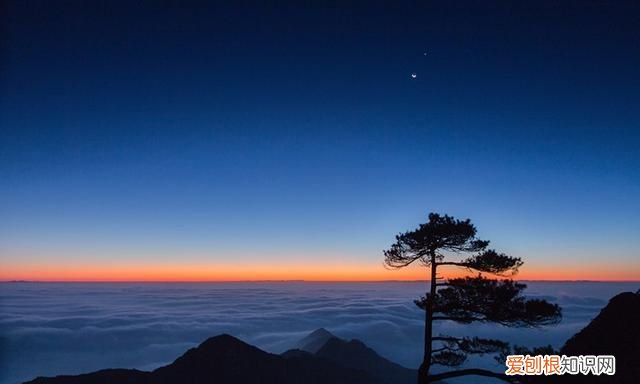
309 327 334 338
295 328 337 353
562 291 639 355
559 291 640 384
196 333 261 354
608 290 639 306
200 333 237 343
316 337 416 384
160 333 269 372
151 333 278 382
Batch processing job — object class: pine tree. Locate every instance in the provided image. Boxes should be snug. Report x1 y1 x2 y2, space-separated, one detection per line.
384 213 561 383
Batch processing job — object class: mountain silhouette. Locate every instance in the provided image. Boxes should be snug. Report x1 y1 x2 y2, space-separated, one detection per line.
283 329 416 384
315 337 416 383
25 334 381 384
556 291 640 384
294 327 336 353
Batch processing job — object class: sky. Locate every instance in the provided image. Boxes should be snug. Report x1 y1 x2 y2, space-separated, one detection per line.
1 1 639 281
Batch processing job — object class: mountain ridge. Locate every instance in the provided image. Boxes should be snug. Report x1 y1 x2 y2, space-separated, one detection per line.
556 291 640 384
25 332 400 384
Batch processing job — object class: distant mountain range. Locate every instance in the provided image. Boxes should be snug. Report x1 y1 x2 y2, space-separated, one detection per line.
25 291 639 384
26 328 416 384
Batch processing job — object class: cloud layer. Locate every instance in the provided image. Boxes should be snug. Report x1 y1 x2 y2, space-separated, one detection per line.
0 281 636 384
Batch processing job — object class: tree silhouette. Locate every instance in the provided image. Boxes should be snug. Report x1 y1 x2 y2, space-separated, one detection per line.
384 213 561 384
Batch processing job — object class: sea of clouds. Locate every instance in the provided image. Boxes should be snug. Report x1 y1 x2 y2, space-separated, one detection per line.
0 281 637 384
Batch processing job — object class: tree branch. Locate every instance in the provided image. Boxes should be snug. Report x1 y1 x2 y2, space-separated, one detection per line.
432 336 461 342
383 255 421 269
432 316 484 322
436 261 467 267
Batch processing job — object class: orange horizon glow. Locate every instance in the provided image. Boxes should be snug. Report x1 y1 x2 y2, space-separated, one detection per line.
2 261 638 282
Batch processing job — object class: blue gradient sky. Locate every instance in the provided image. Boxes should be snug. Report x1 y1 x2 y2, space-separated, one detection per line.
1 1 639 280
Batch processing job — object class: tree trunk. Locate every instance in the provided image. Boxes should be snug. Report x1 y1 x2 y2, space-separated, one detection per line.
418 363 429 384
418 251 437 384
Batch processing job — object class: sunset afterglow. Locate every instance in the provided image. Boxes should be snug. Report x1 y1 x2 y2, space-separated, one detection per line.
3 260 638 282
